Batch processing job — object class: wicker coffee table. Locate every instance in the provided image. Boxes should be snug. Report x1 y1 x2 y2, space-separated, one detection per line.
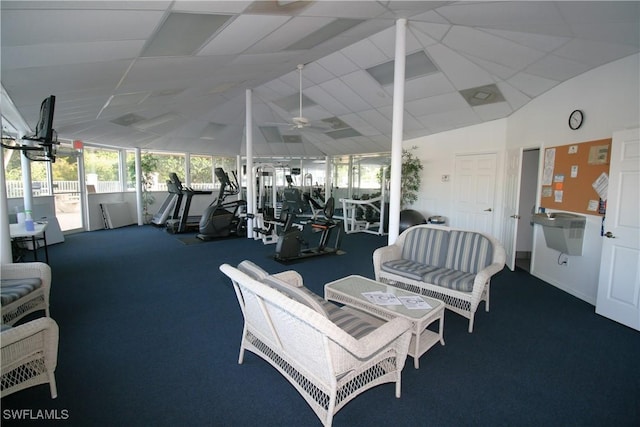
325 275 445 369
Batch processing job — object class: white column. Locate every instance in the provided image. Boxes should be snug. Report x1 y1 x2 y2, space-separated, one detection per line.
20 149 33 213
134 148 144 225
388 18 407 245
324 155 331 203
0 147 13 263
245 89 255 238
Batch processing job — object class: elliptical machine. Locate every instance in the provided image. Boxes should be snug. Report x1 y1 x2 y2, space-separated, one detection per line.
197 168 247 241
274 197 343 262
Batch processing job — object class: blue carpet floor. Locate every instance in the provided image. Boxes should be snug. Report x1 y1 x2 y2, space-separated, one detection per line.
2 225 639 426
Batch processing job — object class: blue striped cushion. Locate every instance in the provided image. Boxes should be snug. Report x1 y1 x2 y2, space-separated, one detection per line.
445 231 493 274
401 227 449 267
261 275 330 317
1 278 43 306
381 259 442 281
237 260 269 281
422 267 476 292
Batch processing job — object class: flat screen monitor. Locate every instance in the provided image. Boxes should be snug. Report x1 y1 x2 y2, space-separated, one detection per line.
35 95 56 143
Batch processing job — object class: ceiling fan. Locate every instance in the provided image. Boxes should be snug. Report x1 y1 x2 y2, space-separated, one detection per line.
266 64 331 132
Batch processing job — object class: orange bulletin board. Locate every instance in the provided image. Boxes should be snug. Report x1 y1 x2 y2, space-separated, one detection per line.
540 138 611 216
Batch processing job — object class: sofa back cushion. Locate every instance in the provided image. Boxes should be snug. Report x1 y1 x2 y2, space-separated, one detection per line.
445 231 493 274
260 275 330 318
237 260 269 281
401 227 449 267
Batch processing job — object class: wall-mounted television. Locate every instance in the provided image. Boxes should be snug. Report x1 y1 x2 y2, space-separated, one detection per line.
34 95 56 143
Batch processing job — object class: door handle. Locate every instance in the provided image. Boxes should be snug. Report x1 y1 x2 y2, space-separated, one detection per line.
484 208 492 212
510 214 521 219
604 231 616 238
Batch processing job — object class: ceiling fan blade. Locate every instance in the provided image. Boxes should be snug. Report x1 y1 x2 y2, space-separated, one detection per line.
263 121 294 127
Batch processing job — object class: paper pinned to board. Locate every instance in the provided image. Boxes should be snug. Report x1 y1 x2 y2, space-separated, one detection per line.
592 172 609 200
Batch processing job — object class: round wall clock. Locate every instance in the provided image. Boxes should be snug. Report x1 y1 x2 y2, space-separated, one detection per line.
569 109 584 130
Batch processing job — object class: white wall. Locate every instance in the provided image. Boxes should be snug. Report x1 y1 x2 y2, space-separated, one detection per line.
404 118 507 238
506 53 639 304
403 53 639 305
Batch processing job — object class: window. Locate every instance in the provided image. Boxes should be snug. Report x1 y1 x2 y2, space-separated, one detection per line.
84 146 120 193
3 139 51 198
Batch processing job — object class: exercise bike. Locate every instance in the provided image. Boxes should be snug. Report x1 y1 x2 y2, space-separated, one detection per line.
197 168 247 241
274 197 343 262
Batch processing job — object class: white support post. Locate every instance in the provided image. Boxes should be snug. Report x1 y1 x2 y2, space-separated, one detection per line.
388 18 407 245
135 147 143 225
20 149 33 213
324 155 331 203
245 89 255 239
0 147 13 263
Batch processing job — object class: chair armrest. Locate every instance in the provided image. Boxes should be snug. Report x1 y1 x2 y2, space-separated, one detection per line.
372 245 401 280
1 262 52 293
1 317 59 370
339 317 412 359
271 270 304 288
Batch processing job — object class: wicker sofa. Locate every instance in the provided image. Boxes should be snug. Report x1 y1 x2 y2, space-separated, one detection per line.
1 317 59 398
373 224 506 333
220 261 413 427
1 262 51 325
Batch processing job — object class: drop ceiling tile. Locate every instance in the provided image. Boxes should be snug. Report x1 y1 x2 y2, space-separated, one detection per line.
525 54 591 82
357 109 392 134
496 82 531 112
473 102 512 121
339 70 392 109
340 38 387 69
426 44 494 90
198 15 291 55
301 86 350 116
458 54 519 80
1 9 163 45
405 92 468 117
400 73 457 102
339 113 381 137
316 51 360 76
507 72 558 98
407 23 440 47
436 2 571 37
245 16 331 53
301 1 387 19
173 0 251 14
482 28 570 52
553 38 639 67
301 62 335 85
2 40 144 70
318 78 372 112
410 20 451 41
443 26 547 71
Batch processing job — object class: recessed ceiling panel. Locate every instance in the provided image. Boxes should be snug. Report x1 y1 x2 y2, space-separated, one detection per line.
285 18 365 50
366 51 439 86
198 14 290 55
142 12 232 57
459 84 505 107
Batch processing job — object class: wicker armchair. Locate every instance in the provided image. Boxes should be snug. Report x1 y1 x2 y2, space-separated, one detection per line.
1 262 51 325
220 263 412 427
1 317 59 398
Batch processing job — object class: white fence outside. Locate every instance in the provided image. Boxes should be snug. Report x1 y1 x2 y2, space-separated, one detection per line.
6 181 217 198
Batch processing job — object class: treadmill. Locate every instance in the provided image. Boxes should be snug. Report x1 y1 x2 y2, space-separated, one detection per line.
165 173 212 234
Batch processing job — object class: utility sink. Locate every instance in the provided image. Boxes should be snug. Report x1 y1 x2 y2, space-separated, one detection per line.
532 212 584 228
532 211 586 255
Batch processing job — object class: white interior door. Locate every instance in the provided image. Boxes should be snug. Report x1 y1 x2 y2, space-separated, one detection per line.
501 148 523 271
452 153 497 235
595 128 640 331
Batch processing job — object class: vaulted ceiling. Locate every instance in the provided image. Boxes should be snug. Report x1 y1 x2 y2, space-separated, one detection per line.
2 1 639 158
